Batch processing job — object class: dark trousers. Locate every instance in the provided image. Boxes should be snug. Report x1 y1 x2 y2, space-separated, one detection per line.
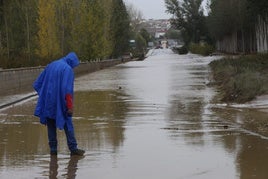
47 118 78 152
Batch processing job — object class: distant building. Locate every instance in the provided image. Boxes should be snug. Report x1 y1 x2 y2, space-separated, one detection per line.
155 30 166 38
139 19 171 39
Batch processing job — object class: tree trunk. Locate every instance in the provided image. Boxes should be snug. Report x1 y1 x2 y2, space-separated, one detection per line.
216 32 237 53
256 15 268 53
0 31 2 48
25 7 31 61
61 5 65 56
4 13 9 59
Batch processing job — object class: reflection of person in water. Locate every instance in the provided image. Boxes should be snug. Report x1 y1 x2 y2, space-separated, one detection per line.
49 156 58 178
49 156 83 179
67 156 84 179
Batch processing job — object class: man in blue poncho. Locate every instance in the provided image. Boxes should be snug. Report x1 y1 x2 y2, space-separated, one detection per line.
33 52 85 156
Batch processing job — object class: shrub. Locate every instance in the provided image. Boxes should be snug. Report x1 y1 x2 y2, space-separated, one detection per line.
177 45 188 55
189 43 215 56
209 54 268 103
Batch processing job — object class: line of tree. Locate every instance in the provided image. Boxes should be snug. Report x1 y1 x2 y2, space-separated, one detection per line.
165 0 211 46
127 4 154 58
207 0 268 53
0 0 130 68
165 0 268 54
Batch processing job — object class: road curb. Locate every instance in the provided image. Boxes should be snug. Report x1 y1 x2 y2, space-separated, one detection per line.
0 94 37 110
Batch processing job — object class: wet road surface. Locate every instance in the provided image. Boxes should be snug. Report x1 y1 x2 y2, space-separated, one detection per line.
1 49 268 178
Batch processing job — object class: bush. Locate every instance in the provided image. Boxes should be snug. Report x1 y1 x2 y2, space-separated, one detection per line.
221 72 262 102
209 54 268 103
173 45 188 54
189 43 215 56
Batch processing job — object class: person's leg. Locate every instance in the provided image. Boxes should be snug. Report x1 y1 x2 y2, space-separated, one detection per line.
47 118 58 154
64 120 85 156
64 123 78 152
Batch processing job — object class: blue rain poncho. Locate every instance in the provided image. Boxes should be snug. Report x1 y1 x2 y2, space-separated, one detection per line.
33 52 80 131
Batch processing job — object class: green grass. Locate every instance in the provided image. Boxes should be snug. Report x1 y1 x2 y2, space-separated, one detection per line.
209 54 268 103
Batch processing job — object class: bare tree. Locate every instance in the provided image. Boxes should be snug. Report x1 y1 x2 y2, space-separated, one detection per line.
126 3 144 34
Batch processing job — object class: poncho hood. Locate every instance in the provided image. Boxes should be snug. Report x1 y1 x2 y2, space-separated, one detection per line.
64 52 80 68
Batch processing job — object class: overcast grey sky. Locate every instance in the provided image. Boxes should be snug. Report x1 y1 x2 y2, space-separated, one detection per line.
124 0 209 19
124 0 171 19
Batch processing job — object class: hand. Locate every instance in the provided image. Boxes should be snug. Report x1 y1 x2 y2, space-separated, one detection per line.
67 108 73 116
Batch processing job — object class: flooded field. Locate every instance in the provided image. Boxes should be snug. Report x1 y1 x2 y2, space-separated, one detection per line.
1 49 268 179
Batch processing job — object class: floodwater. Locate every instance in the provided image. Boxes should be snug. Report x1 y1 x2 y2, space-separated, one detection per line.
1 49 268 179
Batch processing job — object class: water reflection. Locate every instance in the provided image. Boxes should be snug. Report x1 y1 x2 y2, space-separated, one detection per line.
0 90 129 168
48 155 84 179
167 99 205 146
74 90 129 151
75 90 129 120
0 102 48 167
237 135 268 179
49 156 58 178
209 106 268 178
165 57 211 146
162 54 268 178
2 50 268 178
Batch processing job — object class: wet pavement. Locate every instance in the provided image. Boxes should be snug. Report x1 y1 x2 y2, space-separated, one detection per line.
1 49 268 178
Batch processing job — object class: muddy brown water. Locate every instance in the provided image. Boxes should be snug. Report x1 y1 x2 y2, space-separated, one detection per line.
1 49 268 179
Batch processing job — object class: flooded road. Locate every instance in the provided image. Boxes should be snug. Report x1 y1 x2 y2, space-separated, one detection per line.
1 49 268 178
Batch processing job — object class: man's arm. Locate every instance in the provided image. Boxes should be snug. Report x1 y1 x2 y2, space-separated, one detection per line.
65 94 73 116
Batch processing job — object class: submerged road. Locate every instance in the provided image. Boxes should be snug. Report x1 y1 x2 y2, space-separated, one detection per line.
1 49 268 178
